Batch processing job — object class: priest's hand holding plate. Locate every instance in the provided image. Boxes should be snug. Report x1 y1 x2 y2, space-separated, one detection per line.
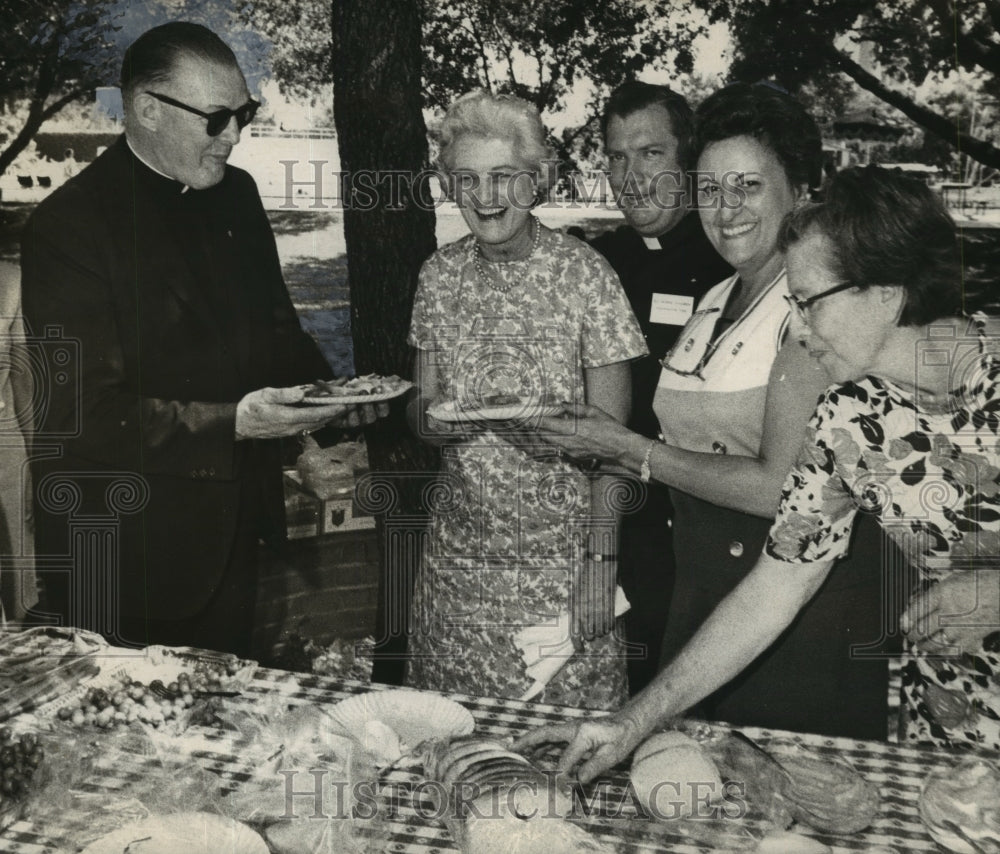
236 386 360 440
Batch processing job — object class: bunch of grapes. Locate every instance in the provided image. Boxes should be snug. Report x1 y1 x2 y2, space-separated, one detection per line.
55 659 246 731
57 675 196 730
189 657 244 689
0 728 43 811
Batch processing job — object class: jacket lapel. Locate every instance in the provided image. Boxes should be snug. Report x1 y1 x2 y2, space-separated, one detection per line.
109 139 224 337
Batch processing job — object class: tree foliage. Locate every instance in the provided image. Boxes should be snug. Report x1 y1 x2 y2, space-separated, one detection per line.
697 0 1000 169
421 0 705 121
236 0 331 103
0 0 120 176
243 0 706 164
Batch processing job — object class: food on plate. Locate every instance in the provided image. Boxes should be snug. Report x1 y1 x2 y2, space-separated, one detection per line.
457 390 558 412
421 735 604 853
460 392 523 408
710 732 879 834
0 729 45 829
302 374 412 400
427 392 563 422
629 730 723 820
920 758 1000 854
78 811 268 854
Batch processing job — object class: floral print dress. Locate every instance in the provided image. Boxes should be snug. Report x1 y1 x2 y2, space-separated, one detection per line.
767 318 1000 750
405 225 647 710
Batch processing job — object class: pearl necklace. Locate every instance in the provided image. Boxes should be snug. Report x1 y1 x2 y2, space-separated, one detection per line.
473 217 541 294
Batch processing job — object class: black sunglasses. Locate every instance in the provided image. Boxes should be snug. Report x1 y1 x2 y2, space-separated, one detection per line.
147 92 260 137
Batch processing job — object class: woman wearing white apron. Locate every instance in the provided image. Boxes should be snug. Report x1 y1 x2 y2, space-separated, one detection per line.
535 83 897 739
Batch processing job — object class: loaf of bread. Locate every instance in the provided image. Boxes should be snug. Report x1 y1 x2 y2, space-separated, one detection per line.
629 730 724 820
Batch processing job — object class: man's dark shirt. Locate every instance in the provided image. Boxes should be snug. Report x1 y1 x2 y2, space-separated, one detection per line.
590 212 732 439
587 211 731 693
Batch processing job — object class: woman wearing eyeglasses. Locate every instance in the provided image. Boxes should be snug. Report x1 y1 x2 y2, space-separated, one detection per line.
534 84 895 739
519 167 999 773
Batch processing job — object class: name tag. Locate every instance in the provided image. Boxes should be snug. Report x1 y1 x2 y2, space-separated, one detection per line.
650 293 694 326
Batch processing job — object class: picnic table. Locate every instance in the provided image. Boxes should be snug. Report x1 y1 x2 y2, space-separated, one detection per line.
0 629 982 853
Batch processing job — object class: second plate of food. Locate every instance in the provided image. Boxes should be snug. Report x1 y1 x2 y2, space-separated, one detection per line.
428 398 563 422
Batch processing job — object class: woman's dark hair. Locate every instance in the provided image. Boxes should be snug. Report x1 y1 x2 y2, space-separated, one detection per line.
601 81 696 170
120 22 238 100
780 166 961 326
693 82 823 190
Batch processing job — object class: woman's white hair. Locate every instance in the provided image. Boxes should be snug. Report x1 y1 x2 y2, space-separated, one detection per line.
438 89 557 192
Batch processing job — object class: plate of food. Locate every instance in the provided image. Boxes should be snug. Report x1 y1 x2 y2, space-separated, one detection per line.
298 374 413 405
326 689 474 765
427 394 564 422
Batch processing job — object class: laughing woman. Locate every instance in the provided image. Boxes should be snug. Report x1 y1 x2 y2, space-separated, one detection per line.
404 90 647 708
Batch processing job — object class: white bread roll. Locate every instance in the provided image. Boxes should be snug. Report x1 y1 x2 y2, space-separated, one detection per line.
629 731 723 820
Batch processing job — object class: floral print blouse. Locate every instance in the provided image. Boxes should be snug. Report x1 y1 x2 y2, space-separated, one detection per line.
766 318 1000 750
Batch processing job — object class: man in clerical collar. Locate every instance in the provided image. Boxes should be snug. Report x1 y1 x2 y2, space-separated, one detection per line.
588 81 732 694
20 22 385 656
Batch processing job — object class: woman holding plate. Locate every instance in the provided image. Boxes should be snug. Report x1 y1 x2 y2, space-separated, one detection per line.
404 90 647 709
532 84 896 738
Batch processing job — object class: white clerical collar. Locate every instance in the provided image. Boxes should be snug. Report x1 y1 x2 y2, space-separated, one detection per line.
126 136 190 193
642 236 660 250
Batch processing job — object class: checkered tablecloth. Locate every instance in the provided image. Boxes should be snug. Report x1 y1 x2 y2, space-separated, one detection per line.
0 632 983 853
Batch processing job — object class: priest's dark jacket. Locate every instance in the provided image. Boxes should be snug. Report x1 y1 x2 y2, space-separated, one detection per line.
20 136 332 653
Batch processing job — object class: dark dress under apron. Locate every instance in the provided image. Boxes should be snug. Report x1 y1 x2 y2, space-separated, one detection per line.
654 272 899 740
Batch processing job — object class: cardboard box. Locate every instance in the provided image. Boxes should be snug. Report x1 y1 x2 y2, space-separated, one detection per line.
283 469 375 538
322 495 376 533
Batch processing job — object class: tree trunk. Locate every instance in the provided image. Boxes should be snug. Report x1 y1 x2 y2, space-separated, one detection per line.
332 0 439 684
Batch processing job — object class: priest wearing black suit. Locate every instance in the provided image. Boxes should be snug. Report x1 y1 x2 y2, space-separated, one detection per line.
20 23 384 656
589 83 732 693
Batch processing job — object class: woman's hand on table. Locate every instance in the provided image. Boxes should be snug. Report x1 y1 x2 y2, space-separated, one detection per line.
514 711 646 784
901 568 1000 653
534 403 633 466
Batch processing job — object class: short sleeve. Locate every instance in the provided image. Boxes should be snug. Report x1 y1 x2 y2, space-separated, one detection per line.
766 388 861 563
408 253 443 352
579 251 648 368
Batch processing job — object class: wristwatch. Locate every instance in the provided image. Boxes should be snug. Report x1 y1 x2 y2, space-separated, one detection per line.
639 439 656 483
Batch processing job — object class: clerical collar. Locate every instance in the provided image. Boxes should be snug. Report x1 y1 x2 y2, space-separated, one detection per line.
125 137 190 193
638 211 700 252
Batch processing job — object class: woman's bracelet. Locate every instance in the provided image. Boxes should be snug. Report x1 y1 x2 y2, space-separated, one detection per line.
639 439 656 483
